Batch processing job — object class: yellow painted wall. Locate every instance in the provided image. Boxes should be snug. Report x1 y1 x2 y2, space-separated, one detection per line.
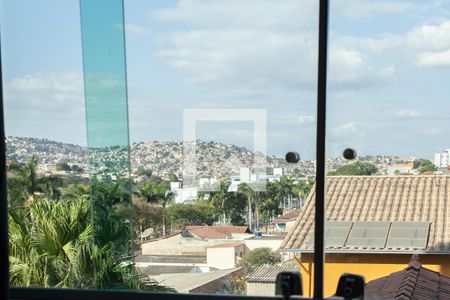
294 253 450 298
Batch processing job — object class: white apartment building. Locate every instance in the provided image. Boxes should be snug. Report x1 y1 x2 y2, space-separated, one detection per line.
435 149 450 168
228 167 283 192
170 181 198 204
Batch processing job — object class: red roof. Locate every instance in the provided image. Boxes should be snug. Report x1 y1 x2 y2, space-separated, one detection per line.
186 226 251 239
365 255 450 299
273 210 300 224
208 242 244 248
278 210 300 220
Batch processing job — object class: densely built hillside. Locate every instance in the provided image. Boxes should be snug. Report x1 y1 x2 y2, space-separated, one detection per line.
6 136 316 178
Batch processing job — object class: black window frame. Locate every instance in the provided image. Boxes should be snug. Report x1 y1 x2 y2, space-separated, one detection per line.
0 0 330 299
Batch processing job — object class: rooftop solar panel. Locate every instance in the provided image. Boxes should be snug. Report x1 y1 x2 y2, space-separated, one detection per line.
385 221 430 249
345 221 390 248
307 221 430 250
309 221 352 247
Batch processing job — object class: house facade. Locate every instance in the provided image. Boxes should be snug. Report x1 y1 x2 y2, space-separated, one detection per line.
281 176 450 297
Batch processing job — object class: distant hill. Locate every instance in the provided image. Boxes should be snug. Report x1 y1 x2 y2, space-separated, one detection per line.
6 136 315 179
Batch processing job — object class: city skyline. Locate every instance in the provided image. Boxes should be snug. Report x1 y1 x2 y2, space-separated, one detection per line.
2 0 450 159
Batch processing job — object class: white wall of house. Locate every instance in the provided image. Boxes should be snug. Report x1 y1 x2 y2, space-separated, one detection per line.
244 239 283 251
285 220 296 232
141 234 206 256
207 244 245 269
435 150 450 168
246 282 276 296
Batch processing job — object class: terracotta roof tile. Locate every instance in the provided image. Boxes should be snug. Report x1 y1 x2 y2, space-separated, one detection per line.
365 255 450 300
247 266 299 283
278 211 300 220
186 225 251 239
281 176 450 253
208 242 244 248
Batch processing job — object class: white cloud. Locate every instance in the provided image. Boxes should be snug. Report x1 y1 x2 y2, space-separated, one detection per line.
151 0 398 91
338 20 450 68
391 109 421 118
328 45 396 89
333 0 411 18
157 29 317 88
416 50 450 66
299 115 315 123
393 21 450 67
152 0 318 30
156 29 393 91
125 24 145 33
6 72 84 111
115 23 149 36
4 72 86 145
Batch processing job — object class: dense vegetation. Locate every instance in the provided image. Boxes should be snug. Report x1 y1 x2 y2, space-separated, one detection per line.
413 159 437 173
328 161 377 176
238 248 282 272
7 157 173 291
7 157 313 289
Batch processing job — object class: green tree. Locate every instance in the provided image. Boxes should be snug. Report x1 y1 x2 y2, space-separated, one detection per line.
238 183 256 231
7 158 66 206
132 197 163 239
136 167 152 177
9 197 92 287
70 165 84 173
328 161 377 176
55 162 70 172
8 196 173 291
90 179 132 249
166 202 218 231
62 184 90 200
138 178 172 236
238 248 282 273
168 172 179 182
7 158 39 206
413 159 437 173
199 180 241 225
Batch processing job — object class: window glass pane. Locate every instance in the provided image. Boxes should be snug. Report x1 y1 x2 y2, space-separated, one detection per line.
80 0 135 290
2 0 89 288
325 1 450 299
124 0 318 296
2 0 321 296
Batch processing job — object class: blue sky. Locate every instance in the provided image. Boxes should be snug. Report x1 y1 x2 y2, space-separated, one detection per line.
2 0 450 159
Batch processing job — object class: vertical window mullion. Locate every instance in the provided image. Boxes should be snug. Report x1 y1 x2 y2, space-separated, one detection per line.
314 0 330 299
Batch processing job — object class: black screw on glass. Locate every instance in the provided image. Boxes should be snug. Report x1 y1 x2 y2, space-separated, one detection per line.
285 152 300 163
343 148 357 160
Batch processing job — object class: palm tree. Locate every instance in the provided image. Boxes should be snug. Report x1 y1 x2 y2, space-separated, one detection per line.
7 157 65 206
39 175 64 200
238 183 255 231
199 180 234 225
9 196 93 287
7 158 39 207
62 184 90 200
273 176 295 211
9 196 173 291
138 180 172 237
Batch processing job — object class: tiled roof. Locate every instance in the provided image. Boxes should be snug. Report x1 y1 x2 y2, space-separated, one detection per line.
273 211 300 224
187 227 228 239
281 176 450 253
186 225 251 239
278 211 300 220
208 242 244 248
247 266 299 283
134 255 207 264
365 255 450 300
139 265 202 276
152 268 241 293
